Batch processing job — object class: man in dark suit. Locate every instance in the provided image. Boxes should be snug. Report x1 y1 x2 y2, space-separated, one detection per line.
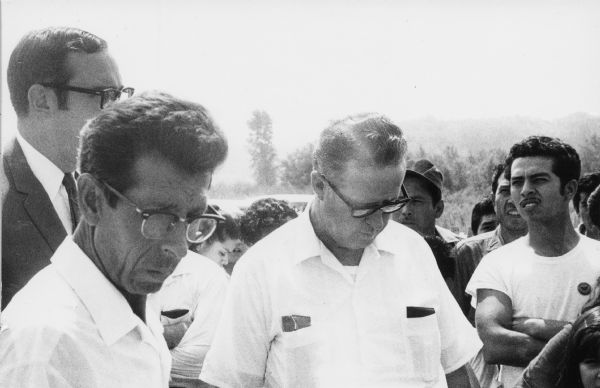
2 27 131 308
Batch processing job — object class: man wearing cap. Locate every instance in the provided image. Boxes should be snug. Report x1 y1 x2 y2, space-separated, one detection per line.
392 159 462 244
200 114 481 387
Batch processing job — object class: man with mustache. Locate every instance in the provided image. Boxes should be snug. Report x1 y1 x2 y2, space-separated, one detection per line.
200 113 481 387
454 164 528 320
0 91 228 387
466 136 600 388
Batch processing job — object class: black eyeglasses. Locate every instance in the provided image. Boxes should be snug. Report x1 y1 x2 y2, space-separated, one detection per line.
41 83 134 109
320 173 411 218
100 180 225 243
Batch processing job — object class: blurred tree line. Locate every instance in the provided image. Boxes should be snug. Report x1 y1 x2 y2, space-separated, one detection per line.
243 110 600 234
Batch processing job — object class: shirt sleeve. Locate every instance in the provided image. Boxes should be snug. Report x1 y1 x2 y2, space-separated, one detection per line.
170 268 229 378
0 324 87 388
416 238 483 374
453 241 482 316
200 257 272 388
465 250 509 308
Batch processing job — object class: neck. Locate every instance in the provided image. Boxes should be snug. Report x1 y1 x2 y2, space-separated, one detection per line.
526 215 580 257
499 224 527 244
73 223 147 322
18 119 73 173
309 205 363 266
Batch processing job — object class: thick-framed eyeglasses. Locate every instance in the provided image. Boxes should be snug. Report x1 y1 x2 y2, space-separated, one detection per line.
41 83 135 109
319 173 411 218
100 180 225 243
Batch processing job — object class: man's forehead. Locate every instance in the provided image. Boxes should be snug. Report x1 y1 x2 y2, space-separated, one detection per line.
511 156 555 176
66 50 121 88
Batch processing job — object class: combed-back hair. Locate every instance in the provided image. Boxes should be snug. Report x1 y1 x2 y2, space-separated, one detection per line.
588 185 600 229
239 198 298 246
573 172 600 214
78 91 228 206
505 136 581 192
312 113 407 177
8 27 107 117
471 195 496 235
558 306 600 388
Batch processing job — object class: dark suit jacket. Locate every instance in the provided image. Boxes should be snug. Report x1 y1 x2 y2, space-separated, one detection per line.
2 138 67 309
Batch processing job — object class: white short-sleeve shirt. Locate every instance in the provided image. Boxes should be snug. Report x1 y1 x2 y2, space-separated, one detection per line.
149 251 229 379
466 235 600 387
0 238 171 388
200 211 481 388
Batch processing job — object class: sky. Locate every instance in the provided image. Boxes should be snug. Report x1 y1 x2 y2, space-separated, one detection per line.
2 0 599 182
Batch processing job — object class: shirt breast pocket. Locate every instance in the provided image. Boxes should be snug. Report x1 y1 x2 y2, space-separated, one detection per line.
405 313 441 383
279 326 323 387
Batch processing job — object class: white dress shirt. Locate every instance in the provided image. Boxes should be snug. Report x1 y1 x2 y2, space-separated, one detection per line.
17 133 73 234
149 251 229 379
0 238 172 388
200 210 481 388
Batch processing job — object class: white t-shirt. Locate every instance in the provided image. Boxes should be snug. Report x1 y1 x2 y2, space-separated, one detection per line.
201 212 481 388
466 235 600 387
149 251 229 379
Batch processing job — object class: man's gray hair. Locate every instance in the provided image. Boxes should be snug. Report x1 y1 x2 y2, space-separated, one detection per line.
313 113 407 176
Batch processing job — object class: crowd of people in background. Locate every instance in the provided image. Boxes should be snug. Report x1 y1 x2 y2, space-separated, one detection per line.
1 26 600 388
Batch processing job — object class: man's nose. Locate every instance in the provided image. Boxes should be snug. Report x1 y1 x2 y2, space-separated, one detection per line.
520 179 535 196
365 210 386 230
161 225 189 262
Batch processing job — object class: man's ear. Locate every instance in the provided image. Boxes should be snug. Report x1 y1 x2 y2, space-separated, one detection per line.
27 84 56 113
77 173 106 226
434 199 445 219
563 179 578 200
311 170 325 200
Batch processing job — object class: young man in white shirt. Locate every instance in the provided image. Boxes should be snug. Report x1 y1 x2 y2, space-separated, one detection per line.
467 136 600 388
201 113 481 387
0 91 228 388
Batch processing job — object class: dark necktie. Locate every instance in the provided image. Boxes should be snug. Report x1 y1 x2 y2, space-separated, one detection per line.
62 172 80 233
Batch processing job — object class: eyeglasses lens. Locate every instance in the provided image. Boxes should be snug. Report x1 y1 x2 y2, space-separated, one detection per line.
186 218 218 243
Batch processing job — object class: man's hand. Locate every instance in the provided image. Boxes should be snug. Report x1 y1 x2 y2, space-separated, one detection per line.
512 317 568 341
163 321 191 349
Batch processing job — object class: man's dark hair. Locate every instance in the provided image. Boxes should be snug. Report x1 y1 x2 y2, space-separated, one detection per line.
79 91 228 206
8 27 107 117
491 163 506 199
573 172 600 214
313 113 407 178
471 195 496 235
189 210 240 251
504 136 581 192
239 198 298 246
423 235 455 280
589 185 600 229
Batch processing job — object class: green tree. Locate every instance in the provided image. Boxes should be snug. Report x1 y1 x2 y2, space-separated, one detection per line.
280 143 314 189
247 110 277 186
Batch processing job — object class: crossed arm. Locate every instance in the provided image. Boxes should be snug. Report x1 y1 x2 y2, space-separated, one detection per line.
474 288 567 367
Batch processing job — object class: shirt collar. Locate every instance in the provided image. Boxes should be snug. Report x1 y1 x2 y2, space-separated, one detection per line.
51 238 151 345
16 133 65 200
435 225 462 243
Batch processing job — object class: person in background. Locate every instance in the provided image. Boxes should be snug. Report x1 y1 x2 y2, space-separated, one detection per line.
2 26 131 309
573 172 600 239
471 195 497 236
200 113 480 387
239 197 299 246
0 91 228 387
424 235 456 290
190 208 242 269
467 136 600 388
392 158 463 245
